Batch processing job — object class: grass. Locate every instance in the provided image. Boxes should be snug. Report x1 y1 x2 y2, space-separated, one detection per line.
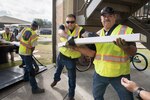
0 35 52 70
35 35 52 65
34 42 52 65
39 34 52 38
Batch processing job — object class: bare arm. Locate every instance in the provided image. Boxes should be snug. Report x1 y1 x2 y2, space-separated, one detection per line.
57 29 69 44
122 45 137 56
121 77 150 100
114 38 137 56
58 29 69 39
140 90 150 100
73 46 96 57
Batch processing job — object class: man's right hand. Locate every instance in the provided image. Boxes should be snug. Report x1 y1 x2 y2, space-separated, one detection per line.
121 77 139 92
67 36 76 46
88 32 99 37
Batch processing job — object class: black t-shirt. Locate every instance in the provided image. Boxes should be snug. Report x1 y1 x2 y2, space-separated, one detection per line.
104 24 118 36
86 44 96 51
59 24 85 38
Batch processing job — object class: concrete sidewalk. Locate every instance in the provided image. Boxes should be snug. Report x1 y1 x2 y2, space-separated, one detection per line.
0 64 150 100
76 65 150 100
0 65 92 100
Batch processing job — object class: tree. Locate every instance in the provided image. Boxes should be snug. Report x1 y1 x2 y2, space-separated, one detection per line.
33 18 52 28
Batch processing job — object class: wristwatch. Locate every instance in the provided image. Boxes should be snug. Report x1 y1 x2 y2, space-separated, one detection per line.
134 87 145 100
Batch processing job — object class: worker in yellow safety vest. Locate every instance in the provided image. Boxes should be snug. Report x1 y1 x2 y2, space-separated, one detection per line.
73 7 137 100
16 26 39 73
51 14 85 100
2 27 15 61
19 21 45 94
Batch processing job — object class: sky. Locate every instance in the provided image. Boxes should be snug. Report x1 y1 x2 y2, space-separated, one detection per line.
0 0 52 22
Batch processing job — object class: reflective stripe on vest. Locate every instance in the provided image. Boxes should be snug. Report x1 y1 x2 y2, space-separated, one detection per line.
104 55 129 62
64 24 80 38
29 34 37 44
20 40 32 48
74 26 80 37
95 54 101 60
19 28 26 40
95 55 129 63
118 25 127 35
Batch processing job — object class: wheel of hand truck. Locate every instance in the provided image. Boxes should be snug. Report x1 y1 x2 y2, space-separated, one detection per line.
131 53 148 71
76 55 92 72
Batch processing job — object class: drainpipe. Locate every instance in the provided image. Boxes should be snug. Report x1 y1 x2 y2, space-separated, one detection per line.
52 0 56 63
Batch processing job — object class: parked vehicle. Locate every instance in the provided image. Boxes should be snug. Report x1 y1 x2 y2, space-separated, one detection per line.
40 28 51 35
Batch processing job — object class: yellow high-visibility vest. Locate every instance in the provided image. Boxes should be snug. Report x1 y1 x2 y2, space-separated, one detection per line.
2 32 13 41
19 28 38 55
59 24 83 59
94 24 133 77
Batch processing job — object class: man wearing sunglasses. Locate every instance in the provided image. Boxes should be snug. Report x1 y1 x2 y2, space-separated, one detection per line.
73 7 137 100
51 14 85 100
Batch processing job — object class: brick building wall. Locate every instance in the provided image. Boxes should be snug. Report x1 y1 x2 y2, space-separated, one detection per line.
56 0 74 43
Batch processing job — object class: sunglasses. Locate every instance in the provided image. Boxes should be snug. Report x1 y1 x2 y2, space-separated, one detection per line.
66 21 75 24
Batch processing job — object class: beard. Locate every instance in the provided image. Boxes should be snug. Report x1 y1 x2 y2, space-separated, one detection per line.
68 26 74 30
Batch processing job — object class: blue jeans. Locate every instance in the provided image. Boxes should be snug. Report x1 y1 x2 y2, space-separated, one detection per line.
20 55 39 68
54 53 77 97
93 72 134 100
20 55 38 90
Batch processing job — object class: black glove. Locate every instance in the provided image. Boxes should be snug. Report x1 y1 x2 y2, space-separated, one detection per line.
88 32 99 37
113 38 128 49
67 36 76 46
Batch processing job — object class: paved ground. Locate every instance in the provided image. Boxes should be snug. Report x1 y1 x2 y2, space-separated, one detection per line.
0 64 150 100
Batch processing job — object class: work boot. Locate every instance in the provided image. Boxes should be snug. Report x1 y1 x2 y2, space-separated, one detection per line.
50 81 58 87
19 64 24 68
32 87 45 94
68 97 75 100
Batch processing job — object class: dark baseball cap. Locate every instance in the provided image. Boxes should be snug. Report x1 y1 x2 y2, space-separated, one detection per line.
100 7 115 15
31 21 39 28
